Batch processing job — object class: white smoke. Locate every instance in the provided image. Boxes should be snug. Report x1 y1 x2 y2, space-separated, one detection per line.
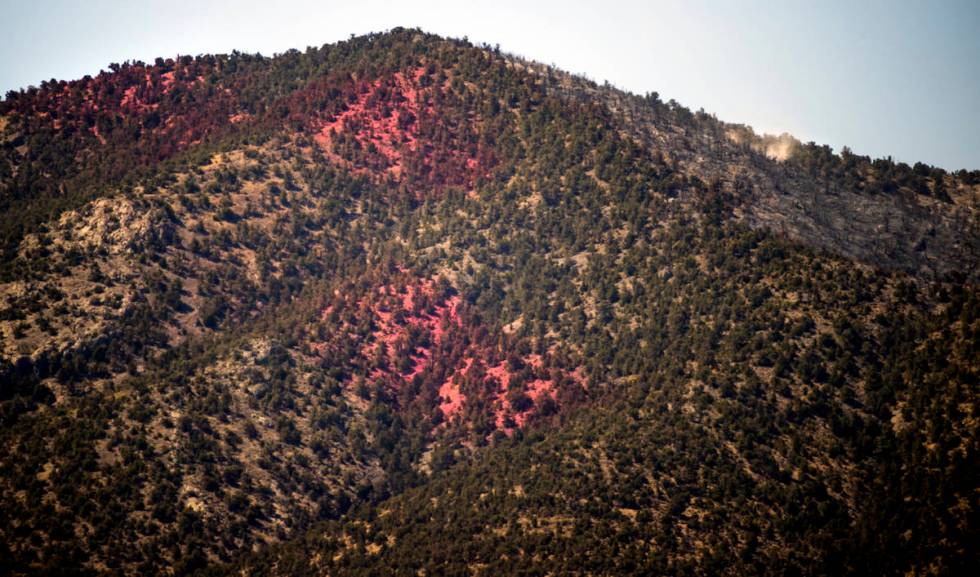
726 126 799 162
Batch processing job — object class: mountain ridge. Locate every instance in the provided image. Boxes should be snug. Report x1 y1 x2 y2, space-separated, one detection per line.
0 28 976 576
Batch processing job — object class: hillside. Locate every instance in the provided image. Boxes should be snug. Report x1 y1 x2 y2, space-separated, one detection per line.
0 29 977 576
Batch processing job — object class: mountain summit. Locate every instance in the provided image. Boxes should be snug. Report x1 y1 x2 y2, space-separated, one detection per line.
1 29 977 576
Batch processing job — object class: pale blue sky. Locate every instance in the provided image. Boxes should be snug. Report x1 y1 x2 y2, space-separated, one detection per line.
1 0 978 170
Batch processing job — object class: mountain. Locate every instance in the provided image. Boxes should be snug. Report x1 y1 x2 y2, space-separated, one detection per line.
0 29 977 576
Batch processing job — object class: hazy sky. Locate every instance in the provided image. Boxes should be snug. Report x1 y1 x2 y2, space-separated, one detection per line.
2 0 978 170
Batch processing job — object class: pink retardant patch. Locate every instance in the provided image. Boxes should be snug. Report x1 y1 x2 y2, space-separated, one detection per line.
309 68 494 192
313 71 421 179
310 274 581 436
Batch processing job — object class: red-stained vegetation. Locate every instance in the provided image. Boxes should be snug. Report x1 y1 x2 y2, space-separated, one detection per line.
291 67 497 193
2 57 245 161
307 271 586 438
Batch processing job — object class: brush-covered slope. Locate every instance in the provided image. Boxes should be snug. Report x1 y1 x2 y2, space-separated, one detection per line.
0 29 977 576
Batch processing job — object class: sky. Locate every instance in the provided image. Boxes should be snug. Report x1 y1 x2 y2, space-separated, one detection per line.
1 0 978 170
